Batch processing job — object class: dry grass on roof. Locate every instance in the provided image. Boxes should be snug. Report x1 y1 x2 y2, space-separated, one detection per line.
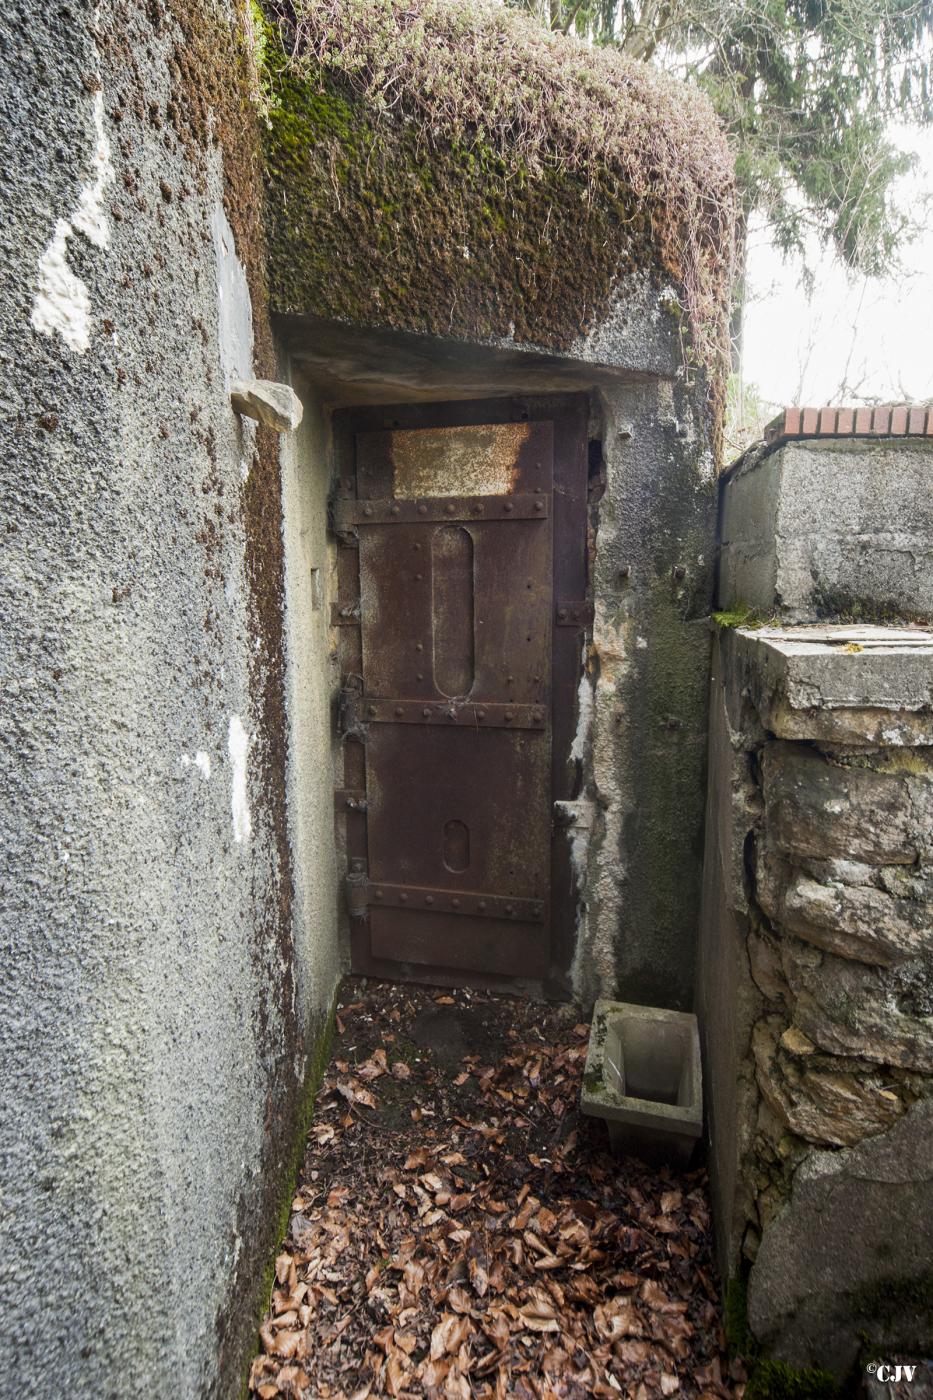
276 0 738 377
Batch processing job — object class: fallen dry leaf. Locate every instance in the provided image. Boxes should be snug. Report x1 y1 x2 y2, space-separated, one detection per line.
248 979 737 1400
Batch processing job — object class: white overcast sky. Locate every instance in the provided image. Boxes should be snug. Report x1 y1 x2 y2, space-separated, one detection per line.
742 127 933 409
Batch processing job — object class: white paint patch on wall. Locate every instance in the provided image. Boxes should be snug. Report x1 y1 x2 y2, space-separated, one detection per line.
227 716 252 843
32 220 92 352
180 751 212 779
569 641 593 765
72 91 115 249
31 89 114 353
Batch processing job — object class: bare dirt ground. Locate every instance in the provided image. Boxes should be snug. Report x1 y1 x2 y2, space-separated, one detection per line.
248 978 739 1400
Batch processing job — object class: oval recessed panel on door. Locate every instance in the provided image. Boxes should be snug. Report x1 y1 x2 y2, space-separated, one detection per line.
432 526 475 698
443 819 470 872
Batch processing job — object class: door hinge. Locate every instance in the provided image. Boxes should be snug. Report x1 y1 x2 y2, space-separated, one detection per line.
331 602 360 627
338 677 366 739
556 600 593 627
345 858 369 920
334 788 368 813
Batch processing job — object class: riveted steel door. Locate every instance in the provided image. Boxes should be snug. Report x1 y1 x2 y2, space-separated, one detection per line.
334 397 588 995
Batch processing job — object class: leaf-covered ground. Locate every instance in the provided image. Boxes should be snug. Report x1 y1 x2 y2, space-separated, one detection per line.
249 979 739 1400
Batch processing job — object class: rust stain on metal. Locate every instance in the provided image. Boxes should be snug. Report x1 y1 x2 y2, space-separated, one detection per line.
391 423 531 498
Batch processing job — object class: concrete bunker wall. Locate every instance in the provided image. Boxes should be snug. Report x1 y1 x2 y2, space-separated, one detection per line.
0 2 339 1395
1 0 734 1390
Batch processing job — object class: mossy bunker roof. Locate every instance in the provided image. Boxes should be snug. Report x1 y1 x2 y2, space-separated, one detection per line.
256 0 736 377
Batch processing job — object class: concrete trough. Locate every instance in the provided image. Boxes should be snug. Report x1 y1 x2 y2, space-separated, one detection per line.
580 1000 703 1167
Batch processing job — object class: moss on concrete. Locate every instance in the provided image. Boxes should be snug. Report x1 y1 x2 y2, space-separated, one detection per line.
849 1268 933 1337
259 26 654 350
713 604 771 630
613 555 714 1007
238 992 338 1399
253 1 735 423
811 586 931 628
726 1270 839 1400
725 1272 755 1355
745 1360 839 1400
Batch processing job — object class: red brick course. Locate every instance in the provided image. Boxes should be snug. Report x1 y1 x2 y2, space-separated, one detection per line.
764 404 933 446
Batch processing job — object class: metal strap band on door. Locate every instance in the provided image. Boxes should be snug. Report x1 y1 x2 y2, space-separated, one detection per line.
334 494 549 527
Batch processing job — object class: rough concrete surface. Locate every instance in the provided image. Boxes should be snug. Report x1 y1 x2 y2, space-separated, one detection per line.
748 1099 933 1376
0 3 337 1395
729 625 933 746
719 438 933 622
695 644 765 1275
578 377 716 1011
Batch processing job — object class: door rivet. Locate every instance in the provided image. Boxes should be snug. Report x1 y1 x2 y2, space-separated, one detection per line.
504 711 513 722
477 710 485 720
414 573 423 581
472 504 484 514
445 503 456 515
415 643 423 651
558 608 568 620
478 900 487 911
535 501 544 512
367 705 377 716
452 898 460 908
391 505 400 516
416 672 424 680
363 505 373 517
375 890 383 899
503 502 514 513
400 892 408 902
425 895 434 905
418 504 427 515
505 904 514 915
394 706 404 716
422 707 431 717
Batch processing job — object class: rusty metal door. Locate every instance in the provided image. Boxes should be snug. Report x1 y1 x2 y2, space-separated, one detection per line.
333 397 588 995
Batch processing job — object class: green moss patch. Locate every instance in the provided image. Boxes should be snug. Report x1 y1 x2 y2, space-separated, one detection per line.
745 1359 839 1400
255 0 736 381
713 603 771 629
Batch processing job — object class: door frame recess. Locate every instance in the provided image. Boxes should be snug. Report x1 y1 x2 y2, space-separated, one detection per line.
331 393 590 999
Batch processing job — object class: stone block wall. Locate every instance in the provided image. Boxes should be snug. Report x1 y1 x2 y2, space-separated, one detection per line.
701 627 933 1374
700 416 933 1378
